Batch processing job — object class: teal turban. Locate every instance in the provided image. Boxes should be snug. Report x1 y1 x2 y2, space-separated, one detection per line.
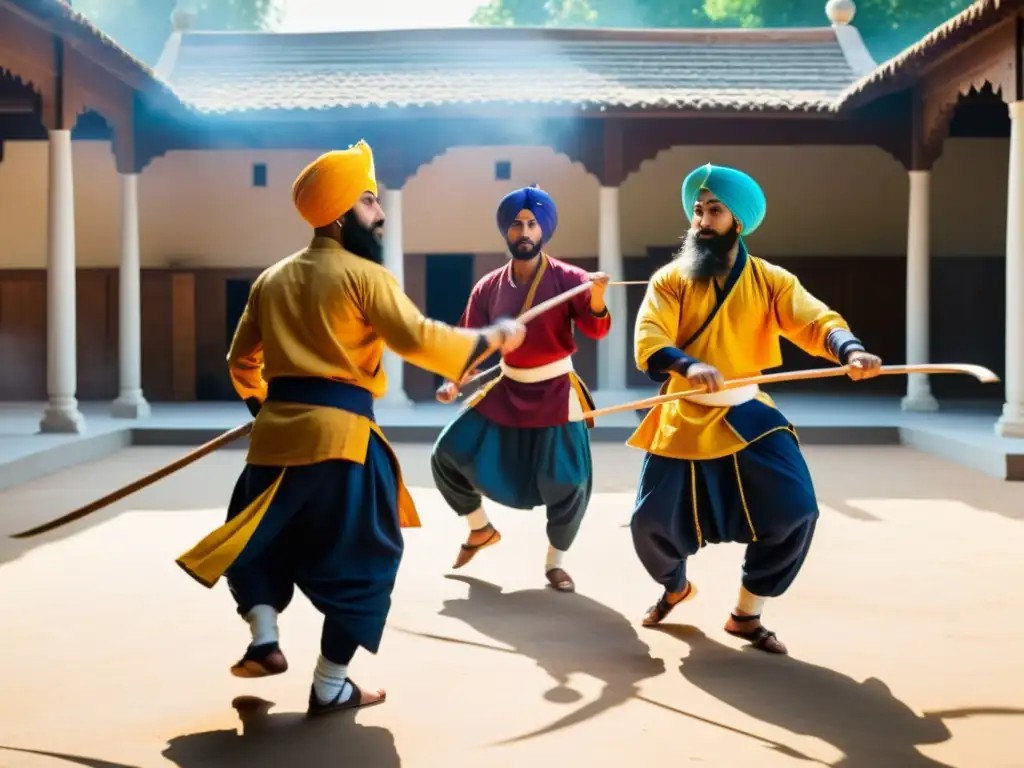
682 163 767 237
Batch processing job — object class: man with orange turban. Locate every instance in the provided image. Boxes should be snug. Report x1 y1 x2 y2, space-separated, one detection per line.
176 140 526 716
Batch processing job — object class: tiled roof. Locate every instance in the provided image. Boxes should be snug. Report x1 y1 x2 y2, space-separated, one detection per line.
837 0 1024 108
1 0 187 112
162 26 873 115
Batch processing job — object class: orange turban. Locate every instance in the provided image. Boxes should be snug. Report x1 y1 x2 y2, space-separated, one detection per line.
291 140 378 229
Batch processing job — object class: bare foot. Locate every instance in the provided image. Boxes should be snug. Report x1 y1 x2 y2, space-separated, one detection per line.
452 524 501 569
724 612 788 654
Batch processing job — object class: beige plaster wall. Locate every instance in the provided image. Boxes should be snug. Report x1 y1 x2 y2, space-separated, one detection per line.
0 137 1009 269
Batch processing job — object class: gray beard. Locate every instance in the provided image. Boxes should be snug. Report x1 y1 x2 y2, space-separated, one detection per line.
675 228 738 280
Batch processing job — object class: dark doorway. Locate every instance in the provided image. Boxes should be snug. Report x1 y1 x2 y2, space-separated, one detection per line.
426 254 475 387
225 279 253 349
196 278 254 401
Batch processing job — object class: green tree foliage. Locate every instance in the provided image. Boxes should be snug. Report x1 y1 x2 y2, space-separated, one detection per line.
73 0 280 67
470 0 976 63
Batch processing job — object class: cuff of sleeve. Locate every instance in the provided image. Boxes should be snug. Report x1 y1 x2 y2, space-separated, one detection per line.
589 306 609 318
646 346 699 382
458 336 492 379
828 329 865 364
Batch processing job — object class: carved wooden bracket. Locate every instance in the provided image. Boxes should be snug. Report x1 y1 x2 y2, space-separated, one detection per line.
915 16 1018 170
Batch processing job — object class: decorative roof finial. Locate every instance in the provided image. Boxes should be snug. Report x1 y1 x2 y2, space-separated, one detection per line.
825 0 856 25
171 0 198 32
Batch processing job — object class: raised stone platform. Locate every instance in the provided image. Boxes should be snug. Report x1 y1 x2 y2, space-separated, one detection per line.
0 392 1021 491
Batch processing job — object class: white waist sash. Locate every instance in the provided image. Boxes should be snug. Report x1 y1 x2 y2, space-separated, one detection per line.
499 356 584 421
683 383 760 407
500 356 574 383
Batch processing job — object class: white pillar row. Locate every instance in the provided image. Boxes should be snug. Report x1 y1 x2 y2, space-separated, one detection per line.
597 186 627 391
900 169 938 412
996 101 1024 437
111 172 151 418
39 129 86 434
380 186 411 406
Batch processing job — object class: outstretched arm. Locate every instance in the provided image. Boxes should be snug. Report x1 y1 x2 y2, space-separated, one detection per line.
770 267 865 364
362 269 505 383
569 272 612 340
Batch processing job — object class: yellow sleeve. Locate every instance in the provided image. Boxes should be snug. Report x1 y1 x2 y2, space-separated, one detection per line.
770 266 850 363
634 266 683 372
362 268 483 381
226 274 267 402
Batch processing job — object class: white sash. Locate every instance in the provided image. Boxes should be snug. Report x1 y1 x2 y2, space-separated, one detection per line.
498 356 585 421
683 383 760 407
499 356 574 383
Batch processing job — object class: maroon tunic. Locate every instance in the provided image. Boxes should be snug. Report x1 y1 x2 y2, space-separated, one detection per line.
459 254 611 428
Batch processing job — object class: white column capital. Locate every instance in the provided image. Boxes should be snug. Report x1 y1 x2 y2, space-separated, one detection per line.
1009 100 1024 120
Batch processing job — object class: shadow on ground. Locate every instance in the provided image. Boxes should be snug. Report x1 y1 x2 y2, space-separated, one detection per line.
654 623 1024 767
0 696 401 768
398 574 665 744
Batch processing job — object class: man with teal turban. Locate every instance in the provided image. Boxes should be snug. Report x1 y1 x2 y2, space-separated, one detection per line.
627 163 883 655
430 184 612 594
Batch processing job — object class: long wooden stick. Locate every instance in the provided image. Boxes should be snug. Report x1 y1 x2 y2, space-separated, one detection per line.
580 363 1000 420
457 280 645 390
10 422 254 539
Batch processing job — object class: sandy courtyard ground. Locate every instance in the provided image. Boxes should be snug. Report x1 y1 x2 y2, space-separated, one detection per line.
0 442 1022 767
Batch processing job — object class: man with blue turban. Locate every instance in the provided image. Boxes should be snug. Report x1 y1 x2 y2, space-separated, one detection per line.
628 163 882 654
430 184 612 593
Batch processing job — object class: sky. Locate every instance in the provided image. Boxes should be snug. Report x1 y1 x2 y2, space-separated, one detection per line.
272 0 484 31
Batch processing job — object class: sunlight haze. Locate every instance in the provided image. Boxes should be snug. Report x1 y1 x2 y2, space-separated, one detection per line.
272 0 484 31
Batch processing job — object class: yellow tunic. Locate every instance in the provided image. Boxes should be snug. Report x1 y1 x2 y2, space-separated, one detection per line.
629 251 852 461
176 237 480 587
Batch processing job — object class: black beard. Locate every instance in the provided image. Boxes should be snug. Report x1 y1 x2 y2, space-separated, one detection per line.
341 210 384 264
675 226 739 279
507 237 542 262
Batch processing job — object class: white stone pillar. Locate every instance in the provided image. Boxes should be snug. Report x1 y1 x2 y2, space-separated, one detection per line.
997 101 1024 437
111 173 150 418
380 187 411 406
901 169 938 412
598 186 627 391
39 130 86 434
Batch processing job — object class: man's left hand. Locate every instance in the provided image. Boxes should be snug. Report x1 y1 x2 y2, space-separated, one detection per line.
588 272 611 309
846 351 883 380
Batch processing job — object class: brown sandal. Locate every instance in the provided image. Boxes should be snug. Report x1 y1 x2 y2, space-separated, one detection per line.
641 582 698 626
452 524 501 569
545 567 575 592
307 680 387 717
725 613 788 655
230 642 289 678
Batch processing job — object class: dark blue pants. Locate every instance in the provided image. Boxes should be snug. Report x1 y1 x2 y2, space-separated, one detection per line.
430 408 592 551
630 428 819 598
225 433 403 662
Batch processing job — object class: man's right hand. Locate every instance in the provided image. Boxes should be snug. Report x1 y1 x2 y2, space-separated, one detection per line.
485 318 527 355
685 362 725 393
436 381 458 404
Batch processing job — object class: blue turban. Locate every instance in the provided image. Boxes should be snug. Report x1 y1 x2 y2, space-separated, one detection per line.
496 185 558 242
682 163 767 237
